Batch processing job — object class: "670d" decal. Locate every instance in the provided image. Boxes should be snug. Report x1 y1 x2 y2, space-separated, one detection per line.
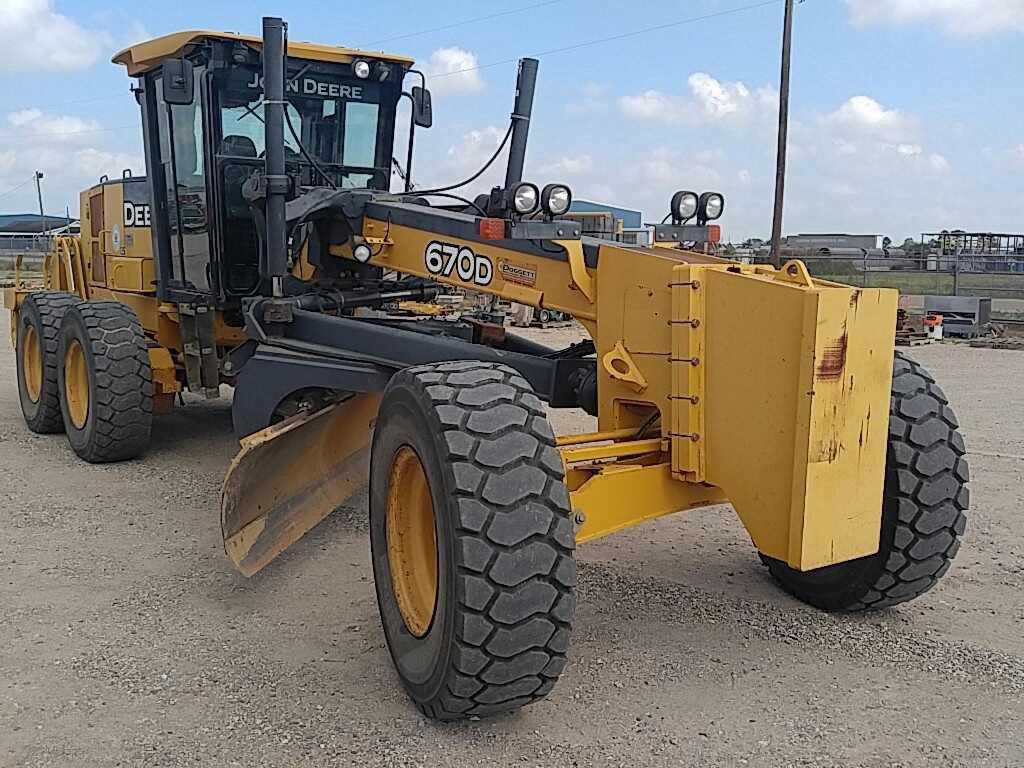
425 241 493 286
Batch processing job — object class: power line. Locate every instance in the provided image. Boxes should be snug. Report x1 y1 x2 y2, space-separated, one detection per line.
358 0 566 47
8 94 126 114
12 2 573 116
429 0 783 79
0 176 35 201
5 0 780 117
9 124 137 138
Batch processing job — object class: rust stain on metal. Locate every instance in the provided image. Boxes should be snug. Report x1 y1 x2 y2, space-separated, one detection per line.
857 405 872 459
816 330 848 381
824 436 841 463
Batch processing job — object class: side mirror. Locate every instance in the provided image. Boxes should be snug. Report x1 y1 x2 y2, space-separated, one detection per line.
411 86 433 128
163 58 195 105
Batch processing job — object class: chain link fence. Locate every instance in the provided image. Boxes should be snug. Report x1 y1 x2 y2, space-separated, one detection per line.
758 251 1024 300
0 236 49 286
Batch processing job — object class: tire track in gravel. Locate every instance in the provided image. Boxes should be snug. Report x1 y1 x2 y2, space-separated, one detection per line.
576 561 1024 693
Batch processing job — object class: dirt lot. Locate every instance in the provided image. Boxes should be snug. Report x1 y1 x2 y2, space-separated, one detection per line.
2 313 1022 768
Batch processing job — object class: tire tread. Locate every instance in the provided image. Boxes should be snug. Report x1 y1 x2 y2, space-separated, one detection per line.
393 361 575 720
764 351 967 611
17 291 81 433
59 301 152 462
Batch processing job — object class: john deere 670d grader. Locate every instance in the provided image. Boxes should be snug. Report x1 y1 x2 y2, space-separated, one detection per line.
6 17 968 720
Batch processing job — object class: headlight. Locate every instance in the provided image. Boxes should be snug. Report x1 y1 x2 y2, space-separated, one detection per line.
699 192 725 221
541 183 572 216
353 243 373 263
511 182 539 215
353 59 371 79
671 190 699 222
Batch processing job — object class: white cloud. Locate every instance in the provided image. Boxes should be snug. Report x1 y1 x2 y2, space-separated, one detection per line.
71 147 141 177
0 107 141 214
413 124 508 196
634 147 723 188
4 108 101 144
425 47 484 96
846 0 1024 36
446 125 504 169
797 96 951 182
538 154 593 176
566 82 610 116
0 0 109 72
688 73 777 121
928 153 950 173
620 90 682 122
578 182 614 203
825 181 859 198
620 73 777 127
8 109 42 126
820 96 913 143
764 91 962 240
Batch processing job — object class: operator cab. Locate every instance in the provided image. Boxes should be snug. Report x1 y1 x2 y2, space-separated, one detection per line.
113 31 415 309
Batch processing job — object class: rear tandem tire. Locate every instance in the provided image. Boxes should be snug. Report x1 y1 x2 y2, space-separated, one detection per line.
15 291 81 434
56 301 154 463
761 351 969 611
369 361 576 721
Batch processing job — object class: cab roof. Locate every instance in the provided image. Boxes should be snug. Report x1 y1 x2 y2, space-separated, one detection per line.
113 30 415 76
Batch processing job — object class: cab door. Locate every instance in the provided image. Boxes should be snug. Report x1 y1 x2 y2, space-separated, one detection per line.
148 64 216 300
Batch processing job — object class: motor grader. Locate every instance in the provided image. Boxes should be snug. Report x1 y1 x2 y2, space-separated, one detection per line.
6 17 968 720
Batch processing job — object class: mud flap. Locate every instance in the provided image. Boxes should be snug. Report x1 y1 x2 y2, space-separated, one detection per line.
221 392 382 576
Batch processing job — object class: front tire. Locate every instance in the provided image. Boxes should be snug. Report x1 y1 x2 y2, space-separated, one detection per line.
370 361 576 720
16 291 80 434
57 301 153 463
762 352 968 611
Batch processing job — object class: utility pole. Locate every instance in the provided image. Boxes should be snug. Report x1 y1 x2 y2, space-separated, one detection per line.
34 171 49 251
770 0 795 269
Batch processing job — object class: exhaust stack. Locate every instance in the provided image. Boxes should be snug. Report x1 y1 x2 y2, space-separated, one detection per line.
261 16 288 295
504 58 538 189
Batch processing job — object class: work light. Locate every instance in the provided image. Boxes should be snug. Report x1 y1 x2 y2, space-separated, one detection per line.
511 182 540 215
699 192 725 221
353 59 371 79
541 184 572 217
671 190 699 222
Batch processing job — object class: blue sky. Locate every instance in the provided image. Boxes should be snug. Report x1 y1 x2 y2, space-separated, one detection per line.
0 0 1021 240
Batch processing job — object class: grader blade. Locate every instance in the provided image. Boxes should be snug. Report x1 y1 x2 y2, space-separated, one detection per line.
221 393 382 576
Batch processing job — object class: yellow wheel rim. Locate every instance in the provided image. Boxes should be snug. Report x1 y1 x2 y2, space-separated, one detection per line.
386 446 438 637
63 339 90 430
22 323 43 403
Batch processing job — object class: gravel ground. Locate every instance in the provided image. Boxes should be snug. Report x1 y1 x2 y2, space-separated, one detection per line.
2 313 1022 767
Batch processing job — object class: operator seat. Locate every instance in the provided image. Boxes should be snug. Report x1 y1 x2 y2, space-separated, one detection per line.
220 135 258 158
219 135 261 294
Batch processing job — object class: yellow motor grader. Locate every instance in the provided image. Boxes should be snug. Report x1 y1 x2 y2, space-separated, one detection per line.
6 17 968 720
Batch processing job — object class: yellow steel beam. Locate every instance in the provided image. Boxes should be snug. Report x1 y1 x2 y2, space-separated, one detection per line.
560 438 664 465
555 428 640 447
571 462 727 543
